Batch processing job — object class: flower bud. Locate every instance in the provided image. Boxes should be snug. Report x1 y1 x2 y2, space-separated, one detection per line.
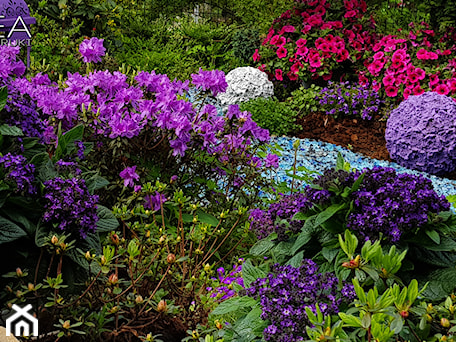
108 273 118 285
16 268 23 277
51 235 59 245
204 264 211 272
16 290 22 298
215 320 223 330
167 253 176 264
135 295 144 304
62 320 71 330
111 234 120 245
85 251 92 260
159 235 166 244
145 230 150 238
441 317 450 328
400 310 409 318
100 255 107 265
157 299 167 312
28 283 34 291
110 306 119 314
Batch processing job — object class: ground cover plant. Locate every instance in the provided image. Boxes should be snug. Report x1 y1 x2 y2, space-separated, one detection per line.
4 0 456 341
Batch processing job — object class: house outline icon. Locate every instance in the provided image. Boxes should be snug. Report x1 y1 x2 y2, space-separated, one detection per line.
5 304 38 337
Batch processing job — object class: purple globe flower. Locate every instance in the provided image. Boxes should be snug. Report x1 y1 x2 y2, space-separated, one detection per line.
79 37 106 63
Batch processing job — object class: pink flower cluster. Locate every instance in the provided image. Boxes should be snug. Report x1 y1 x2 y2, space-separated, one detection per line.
360 24 456 99
255 0 373 83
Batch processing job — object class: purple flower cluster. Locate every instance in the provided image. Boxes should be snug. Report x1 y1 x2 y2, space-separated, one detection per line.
43 177 99 239
249 190 330 240
0 153 36 195
0 46 25 83
2 90 48 141
144 191 167 211
209 263 244 301
317 81 382 120
347 167 450 242
247 260 355 342
6 63 270 163
191 68 228 96
79 37 106 63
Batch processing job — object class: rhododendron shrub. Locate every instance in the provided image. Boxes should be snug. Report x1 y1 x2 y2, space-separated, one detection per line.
0 46 276 210
253 0 377 91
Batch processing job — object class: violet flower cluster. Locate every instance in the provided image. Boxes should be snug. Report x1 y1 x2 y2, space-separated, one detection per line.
4 47 270 164
246 260 355 342
252 166 449 244
249 190 330 241
43 177 99 239
208 263 244 301
316 81 382 120
0 153 36 195
79 37 106 64
347 166 450 242
0 45 25 83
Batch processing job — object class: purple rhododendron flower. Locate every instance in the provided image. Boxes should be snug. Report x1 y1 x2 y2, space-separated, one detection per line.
265 153 279 168
191 68 228 96
144 191 167 211
79 37 106 63
119 166 140 187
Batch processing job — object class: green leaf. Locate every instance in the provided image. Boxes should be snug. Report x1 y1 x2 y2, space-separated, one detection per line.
339 312 363 328
0 86 7 111
181 213 193 223
286 251 304 267
291 225 313 255
336 152 345 171
53 125 84 161
35 221 49 247
0 124 23 136
0 216 27 244
96 205 119 233
196 209 219 227
85 173 110 194
242 259 266 288
425 229 440 244
249 233 277 256
314 203 346 228
322 247 339 263
211 296 257 316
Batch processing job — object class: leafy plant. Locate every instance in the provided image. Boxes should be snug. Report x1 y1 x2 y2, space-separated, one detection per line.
239 96 300 136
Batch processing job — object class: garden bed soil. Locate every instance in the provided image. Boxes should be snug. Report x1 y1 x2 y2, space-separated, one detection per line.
295 112 392 161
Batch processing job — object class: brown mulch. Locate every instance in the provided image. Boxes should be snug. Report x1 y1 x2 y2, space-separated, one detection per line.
294 111 392 161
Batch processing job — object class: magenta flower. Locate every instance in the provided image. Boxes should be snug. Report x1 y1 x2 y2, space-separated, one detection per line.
119 166 140 187
277 46 288 59
79 37 106 63
265 154 279 168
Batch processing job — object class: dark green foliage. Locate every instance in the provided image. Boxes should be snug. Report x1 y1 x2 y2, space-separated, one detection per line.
240 97 300 136
232 28 260 63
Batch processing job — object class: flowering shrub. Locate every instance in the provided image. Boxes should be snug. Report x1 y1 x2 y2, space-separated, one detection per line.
246 260 355 342
385 91 456 175
316 81 383 119
253 0 376 87
249 190 329 240
251 165 450 244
